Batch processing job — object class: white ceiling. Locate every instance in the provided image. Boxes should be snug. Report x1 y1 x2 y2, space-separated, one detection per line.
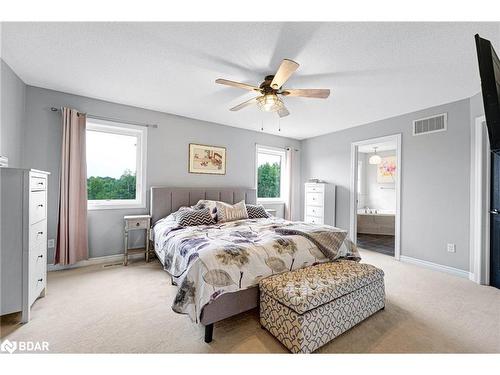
2 22 499 140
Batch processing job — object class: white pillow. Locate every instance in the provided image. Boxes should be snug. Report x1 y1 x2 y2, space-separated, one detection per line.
216 200 249 223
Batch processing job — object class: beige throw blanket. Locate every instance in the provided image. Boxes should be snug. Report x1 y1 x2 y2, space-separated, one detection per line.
275 223 361 262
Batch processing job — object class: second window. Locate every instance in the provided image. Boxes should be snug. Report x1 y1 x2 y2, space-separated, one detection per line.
256 145 286 201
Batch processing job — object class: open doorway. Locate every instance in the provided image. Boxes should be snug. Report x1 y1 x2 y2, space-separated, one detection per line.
350 134 401 259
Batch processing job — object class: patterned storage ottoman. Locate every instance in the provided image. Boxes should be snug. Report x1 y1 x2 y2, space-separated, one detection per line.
259 260 385 353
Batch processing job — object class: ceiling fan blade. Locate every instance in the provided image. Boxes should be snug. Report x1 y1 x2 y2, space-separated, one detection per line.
277 106 290 118
271 59 299 89
281 89 330 98
215 78 260 92
229 97 260 111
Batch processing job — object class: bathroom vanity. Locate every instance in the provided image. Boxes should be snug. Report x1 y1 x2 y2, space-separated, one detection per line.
357 210 395 235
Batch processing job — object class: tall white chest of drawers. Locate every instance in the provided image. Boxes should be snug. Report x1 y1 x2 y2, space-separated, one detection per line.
1 168 50 322
304 182 336 226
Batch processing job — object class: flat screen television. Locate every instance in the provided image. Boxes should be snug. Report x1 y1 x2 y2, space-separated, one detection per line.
475 34 500 153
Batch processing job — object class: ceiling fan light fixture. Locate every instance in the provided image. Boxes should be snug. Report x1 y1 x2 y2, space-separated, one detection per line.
257 94 283 112
216 58 330 118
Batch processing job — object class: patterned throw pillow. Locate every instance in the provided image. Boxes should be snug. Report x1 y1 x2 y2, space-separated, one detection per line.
172 206 192 220
175 208 215 227
246 204 271 219
216 200 249 223
193 200 218 221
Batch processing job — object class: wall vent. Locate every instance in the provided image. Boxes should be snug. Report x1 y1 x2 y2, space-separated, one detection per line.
412 113 447 136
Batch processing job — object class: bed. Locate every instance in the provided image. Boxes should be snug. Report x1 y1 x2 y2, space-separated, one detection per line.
150 187 353 343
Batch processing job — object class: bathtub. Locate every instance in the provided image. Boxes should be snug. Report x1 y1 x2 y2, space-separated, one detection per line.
357 209 395 216
357 209 395 235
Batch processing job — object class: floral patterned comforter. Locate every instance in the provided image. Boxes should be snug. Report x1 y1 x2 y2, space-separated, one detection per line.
153 216 350 322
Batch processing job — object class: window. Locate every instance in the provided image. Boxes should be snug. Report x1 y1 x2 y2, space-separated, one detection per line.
256 145 286 201
86 119 147 210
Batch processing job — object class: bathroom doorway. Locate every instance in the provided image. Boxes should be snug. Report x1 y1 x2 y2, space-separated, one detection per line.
350 134 401 259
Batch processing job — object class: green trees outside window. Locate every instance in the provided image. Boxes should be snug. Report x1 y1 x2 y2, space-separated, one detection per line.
87 169 136 200
258 162 281 198
88 163 279 200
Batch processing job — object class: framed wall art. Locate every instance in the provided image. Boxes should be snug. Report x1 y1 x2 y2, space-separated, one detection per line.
188 143 226 175
377 155 397 183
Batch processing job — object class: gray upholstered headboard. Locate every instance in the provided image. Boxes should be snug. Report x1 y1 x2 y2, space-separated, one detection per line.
150 187 257 224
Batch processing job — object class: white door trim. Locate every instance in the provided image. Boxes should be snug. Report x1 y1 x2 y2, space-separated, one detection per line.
349 133 402 260
469 115 490 285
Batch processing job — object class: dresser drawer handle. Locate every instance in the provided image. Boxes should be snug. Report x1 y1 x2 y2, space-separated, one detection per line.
38 204 44 208
37 231 44 235
136 222 140 227
38 254 44 259
38 278 43 282
38 182 44 185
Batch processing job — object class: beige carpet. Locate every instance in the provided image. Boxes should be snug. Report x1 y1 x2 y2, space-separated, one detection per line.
1 249 499 353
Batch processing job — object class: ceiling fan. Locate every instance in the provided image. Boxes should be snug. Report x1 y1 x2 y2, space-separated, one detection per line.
215 59 330 118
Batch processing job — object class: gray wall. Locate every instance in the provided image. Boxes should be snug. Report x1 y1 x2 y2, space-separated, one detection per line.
470 92 485 123
301 98 472 271
0 60 25 167
4 59 486 272
23 86 300 262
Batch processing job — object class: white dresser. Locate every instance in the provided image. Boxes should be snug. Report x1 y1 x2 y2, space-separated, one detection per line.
304 182 336 226
1 168 50 322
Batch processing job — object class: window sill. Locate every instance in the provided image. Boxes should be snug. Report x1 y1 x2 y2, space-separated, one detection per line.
88 203 146 211
257 200 285 205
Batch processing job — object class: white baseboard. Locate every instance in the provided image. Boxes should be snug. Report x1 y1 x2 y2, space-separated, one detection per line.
48 252 144 272
400 255 471 279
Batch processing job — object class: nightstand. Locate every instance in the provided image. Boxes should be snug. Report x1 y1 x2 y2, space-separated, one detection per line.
123 215 151 266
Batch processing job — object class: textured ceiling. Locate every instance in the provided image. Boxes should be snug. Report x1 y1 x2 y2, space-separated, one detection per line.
2 22 499 139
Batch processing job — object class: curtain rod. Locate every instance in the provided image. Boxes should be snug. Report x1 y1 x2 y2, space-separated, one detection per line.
50 107 158 128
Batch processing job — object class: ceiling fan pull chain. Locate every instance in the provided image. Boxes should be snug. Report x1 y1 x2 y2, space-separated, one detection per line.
278 117 281 132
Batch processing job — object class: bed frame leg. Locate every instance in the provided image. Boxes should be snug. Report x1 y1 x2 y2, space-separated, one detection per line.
204 324 214 343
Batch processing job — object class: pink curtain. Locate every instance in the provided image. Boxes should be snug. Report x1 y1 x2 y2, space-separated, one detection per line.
55 107 88 265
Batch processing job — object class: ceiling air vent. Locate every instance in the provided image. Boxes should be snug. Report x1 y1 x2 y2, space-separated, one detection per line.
412 113 447 136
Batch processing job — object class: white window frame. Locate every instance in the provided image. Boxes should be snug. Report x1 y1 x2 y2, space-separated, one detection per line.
86 118 147 210
255 144 287 203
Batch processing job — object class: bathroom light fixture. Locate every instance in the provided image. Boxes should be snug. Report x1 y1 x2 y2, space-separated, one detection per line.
369 147 382 165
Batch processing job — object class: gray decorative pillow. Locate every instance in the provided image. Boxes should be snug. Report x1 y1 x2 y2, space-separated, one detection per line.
192 200 218 221
246 204 271 219
175 208 215 227
216 200 249 223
